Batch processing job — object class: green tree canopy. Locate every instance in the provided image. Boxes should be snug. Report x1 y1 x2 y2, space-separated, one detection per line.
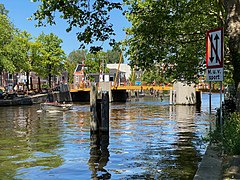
32 0 122 52
31 0 240 91
36 32 66 87
0 13 15 72
141 64 174 85
124 0 222 83
68 49 87 64
106 44 123 64
7 31 33 72
65 49 87 83
0 4 9 16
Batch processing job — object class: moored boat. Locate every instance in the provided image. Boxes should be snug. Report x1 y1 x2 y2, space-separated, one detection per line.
40 102 73 111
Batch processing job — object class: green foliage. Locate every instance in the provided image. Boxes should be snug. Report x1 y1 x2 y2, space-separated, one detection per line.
124 0 223 83
68 49 87 64
32 0 122 52
31 0 240 88
0 3 68 88
222 113 240 155
36 32 66 76
85 51 107 74
106 44 123 64
67 48 118 82
65 49 87 83
0 4 8 16
36 32 66 87
129 68 136 85
0 13 15 72
7 30 33 72
210 112 240 155
141 65 173 85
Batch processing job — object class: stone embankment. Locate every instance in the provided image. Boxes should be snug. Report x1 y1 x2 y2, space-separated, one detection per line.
194 145 222 179
194 144 240 179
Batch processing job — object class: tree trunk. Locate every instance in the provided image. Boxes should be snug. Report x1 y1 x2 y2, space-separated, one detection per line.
48 73 52 88
224 0 240 89
26 71 30 91
30 77 33 90
38 76 41 92
224 0 240 111
47 63 52 88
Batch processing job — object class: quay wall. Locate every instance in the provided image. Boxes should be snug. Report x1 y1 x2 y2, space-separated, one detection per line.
0 94 48 106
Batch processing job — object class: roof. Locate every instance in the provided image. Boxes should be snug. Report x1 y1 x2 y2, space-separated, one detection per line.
74 64 83 72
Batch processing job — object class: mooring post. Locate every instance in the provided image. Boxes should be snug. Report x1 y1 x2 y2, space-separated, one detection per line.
170 88 173 105
100 91 109 134
90 83 99 134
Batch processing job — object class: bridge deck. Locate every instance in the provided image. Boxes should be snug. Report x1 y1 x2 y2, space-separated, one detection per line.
70 85 173 92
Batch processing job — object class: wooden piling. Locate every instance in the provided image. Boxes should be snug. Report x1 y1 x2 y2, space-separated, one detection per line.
89 87 110 174
90 83 99 134
101 91 109 134
90 84 110 134
170 88 173 105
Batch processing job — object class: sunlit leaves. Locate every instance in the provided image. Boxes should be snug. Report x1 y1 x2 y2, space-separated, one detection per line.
0 14 15 72
32 0 122 52
125 0 223 83
36 32 66 86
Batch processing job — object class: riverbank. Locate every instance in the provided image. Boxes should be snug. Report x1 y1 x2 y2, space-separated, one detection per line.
194 144 222 179
194 144 240 179
0 93 48 106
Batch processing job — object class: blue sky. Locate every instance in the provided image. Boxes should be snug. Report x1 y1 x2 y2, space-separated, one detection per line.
1 0 130 56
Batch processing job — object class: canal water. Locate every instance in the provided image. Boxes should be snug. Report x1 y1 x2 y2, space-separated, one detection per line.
0 93 220 179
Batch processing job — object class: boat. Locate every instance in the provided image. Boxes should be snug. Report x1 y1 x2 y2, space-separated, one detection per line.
40 102 73 111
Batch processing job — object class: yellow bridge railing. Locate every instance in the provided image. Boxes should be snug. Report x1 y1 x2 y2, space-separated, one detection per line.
70 85 173 92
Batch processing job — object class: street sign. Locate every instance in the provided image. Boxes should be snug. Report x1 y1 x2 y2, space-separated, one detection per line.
206 68 223 81
206 28 224 82
206 28 223 69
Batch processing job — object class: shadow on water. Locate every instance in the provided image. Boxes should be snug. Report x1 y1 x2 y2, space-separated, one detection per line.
88 133 111 179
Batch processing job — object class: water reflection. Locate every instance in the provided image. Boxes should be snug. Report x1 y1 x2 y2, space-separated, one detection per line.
0 93 219 179
0 106 64 179
88 134 110 179
109 97 213 179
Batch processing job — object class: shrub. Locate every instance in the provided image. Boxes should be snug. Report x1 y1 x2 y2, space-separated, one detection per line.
222 112 240 155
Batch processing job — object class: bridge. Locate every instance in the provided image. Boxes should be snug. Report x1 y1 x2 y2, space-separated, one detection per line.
70 85 173 92
70 84 173 102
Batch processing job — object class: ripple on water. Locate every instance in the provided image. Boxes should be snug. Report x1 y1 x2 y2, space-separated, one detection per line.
0 93 220 179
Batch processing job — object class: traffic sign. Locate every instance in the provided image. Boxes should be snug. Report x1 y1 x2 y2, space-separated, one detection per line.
206 68 223 81
206 28 223 69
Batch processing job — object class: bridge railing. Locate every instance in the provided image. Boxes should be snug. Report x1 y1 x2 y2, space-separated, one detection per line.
70 82 173 92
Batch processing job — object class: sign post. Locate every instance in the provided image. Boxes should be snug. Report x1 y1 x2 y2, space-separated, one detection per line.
206 27 224 131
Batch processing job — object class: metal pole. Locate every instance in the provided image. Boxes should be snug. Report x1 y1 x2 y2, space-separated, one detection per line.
220 81 223 133
209 82 212 131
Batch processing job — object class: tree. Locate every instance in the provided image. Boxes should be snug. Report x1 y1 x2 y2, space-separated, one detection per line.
36 32 66 88
124 0 240 90
67 49 113 83
106 44 124 64
66 49 87 83
224 0 240 90
6 30 33 90
0 4 9 16
32 0 240 90
32 0 122 52
124 0 221 83
85 51 107 74
0 13 15 72
68 49 87 64
141 64 173 85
